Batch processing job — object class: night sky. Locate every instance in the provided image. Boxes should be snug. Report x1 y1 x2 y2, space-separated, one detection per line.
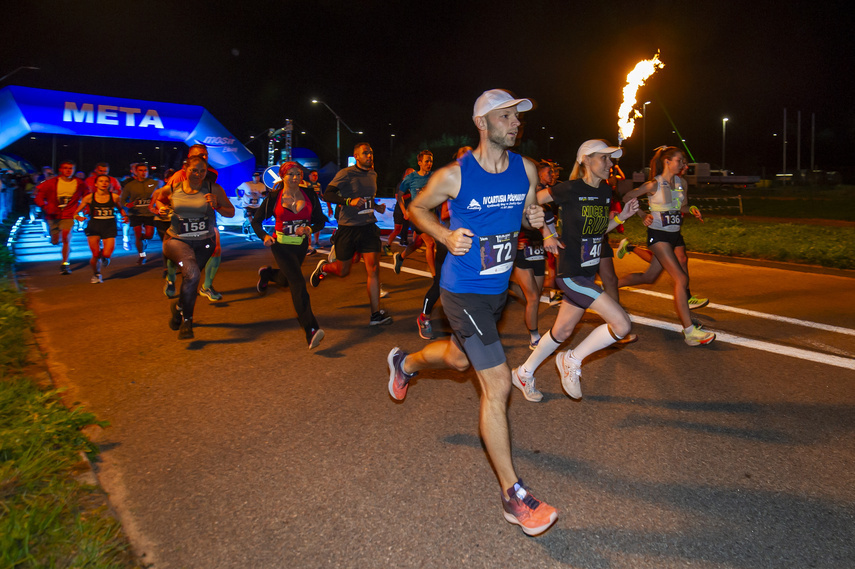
3 0 853 185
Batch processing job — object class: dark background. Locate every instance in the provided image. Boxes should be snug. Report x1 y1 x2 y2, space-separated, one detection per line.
2 0 853 187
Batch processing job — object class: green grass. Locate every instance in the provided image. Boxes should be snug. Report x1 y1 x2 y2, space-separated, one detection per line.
619 216 855 270
0 222 142 569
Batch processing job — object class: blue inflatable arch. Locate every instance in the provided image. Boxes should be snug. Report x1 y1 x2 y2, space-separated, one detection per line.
0 85 255 193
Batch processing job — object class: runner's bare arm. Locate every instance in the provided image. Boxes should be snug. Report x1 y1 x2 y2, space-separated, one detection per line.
522 159 544 229
209 184 235 217
409 163 472 255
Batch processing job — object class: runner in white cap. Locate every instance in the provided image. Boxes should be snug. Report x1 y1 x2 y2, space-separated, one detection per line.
386 89 558 536
512 139 639 402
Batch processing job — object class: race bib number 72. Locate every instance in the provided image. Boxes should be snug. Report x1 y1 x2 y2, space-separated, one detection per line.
479 231 519 275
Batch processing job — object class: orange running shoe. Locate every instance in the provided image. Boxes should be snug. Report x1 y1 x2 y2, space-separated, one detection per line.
502 479 558 536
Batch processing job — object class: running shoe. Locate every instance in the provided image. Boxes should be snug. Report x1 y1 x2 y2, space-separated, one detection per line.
308 328 325 349
164 279 177 299
90 273 103 284
556 351 582 399
691 317 704 329
616 238 630 259
379 285 389 298
122 240 130 251
393 252 403 274
688 295 710 310
178 318 194 340
306 246 316 256
501 479 558 537
382 244 392 256
387 347 416 401
614 333 639 345
101 257 111 268
169 302 183 331
257 266 271 295
683 325 715 346
137 253 147 265
310 260 327 287
511 367 543 402
417 313 434 340
529 337 540 351
60 262 71 275
548 290 563 307
370 310 393 326
199 286 223 301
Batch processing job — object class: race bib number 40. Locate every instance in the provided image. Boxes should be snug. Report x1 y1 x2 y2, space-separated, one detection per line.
479 231 519 275
580 236 603 268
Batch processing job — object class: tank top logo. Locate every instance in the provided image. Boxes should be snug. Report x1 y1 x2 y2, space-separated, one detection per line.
481 192 527 210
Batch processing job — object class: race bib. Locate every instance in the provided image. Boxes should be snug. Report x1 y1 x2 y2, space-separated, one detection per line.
658 210 683 228
136 197 151 207
249 198 259 206
580 236 603 267
279 220 307 235
93 206 114 219
178 217 208 237
523 245 545 261
479 231 519 275
358 198 375 215
58 196 71 207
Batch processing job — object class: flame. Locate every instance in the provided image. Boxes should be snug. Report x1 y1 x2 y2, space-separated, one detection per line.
617 52 665 144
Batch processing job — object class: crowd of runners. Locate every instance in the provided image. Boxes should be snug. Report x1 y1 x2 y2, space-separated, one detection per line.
31 88 716 537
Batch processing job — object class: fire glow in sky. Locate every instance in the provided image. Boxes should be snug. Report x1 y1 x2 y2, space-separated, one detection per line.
617 52 665 144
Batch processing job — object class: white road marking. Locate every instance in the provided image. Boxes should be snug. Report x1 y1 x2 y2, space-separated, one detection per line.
624 287 855 336
630 315 855 371
376 257 855 369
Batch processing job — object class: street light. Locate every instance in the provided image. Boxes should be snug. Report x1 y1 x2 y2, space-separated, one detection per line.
642 101 651 171
722 117 729 171
311 99 360 168
0 66 39 84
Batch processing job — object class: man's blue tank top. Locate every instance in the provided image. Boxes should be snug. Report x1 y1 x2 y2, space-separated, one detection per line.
440 150 529 294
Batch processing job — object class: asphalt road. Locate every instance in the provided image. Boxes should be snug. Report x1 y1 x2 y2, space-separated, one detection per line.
16 223 855 569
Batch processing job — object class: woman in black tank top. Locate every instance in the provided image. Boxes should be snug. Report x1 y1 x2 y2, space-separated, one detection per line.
73 174 127 284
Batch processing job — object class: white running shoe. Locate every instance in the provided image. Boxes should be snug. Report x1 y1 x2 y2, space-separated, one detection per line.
511 367 543 402
556 351 582 399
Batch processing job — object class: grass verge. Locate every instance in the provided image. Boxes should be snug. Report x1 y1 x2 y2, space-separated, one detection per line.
618 216 855 270
0 221 142 568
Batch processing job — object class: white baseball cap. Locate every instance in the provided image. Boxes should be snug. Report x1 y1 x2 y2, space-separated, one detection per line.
473 89 533 118
576 139 623 163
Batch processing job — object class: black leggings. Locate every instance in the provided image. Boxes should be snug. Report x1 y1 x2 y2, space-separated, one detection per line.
422 241 448 316
163 237 215 320
269 239 319 333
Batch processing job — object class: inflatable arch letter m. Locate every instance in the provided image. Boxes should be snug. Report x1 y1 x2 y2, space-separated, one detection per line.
0 85 255 193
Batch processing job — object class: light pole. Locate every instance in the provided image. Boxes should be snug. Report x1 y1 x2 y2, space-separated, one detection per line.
722 117 729 171
0 66 39 84
642 101 651 171
311 99 359 168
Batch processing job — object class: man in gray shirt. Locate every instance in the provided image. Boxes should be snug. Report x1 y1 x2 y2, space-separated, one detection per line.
311 143 391 326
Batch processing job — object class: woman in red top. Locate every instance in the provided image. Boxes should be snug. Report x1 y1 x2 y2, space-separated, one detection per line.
253 162 329 349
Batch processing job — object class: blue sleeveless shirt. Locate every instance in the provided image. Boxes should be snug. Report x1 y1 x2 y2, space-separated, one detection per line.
440 151 529 294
